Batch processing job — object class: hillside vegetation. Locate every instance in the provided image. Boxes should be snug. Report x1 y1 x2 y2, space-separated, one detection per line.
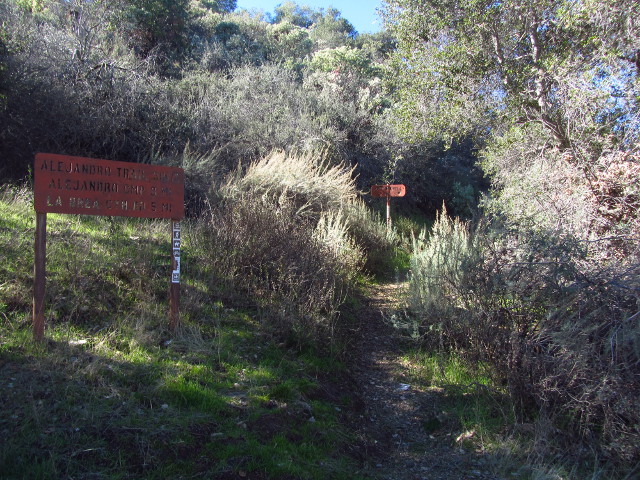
385 0 639 470
1 0 639 479
0 0 482 216
0 179 375 479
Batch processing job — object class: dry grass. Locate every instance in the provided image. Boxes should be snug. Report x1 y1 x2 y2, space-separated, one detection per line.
222 149 358 216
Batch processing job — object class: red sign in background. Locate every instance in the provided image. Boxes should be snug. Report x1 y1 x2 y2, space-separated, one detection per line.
371 184 406 198
34 153 185 219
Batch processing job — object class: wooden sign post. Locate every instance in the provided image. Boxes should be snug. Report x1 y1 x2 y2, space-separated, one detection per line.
371 184 406 228
33 153 185 341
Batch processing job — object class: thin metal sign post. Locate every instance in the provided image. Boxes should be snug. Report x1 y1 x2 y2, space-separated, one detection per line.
370 184 406 228
33 153 185 342
169 220 181 331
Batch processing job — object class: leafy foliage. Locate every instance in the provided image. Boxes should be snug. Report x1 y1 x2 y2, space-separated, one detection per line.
388 0 639 469
0 0 478 218
309 46 378 77
383 0 639 149
409 209 640 464
124 0 191 58
195 0 236 14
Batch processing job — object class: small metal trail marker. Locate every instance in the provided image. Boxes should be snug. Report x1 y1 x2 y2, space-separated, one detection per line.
33 153 185 342
170 221 181 330
370 184 406 228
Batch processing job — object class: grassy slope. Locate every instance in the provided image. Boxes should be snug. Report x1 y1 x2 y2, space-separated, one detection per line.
0 189 365 480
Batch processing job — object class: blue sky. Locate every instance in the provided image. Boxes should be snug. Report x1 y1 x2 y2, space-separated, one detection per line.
235 1 385 34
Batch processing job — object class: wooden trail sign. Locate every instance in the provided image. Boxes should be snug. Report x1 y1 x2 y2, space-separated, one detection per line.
370 184 406 198
35 153 184 218
370 184 406 227
33 153 185 341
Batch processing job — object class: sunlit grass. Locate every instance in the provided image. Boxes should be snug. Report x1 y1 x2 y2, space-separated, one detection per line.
0 191 366 480
400 350 492 387
401 349 514 451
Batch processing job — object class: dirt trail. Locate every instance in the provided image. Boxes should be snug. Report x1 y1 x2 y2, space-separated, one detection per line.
350 282 507 480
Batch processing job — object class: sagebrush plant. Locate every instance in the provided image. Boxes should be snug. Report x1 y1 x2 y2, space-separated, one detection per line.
201 194 353 344
222 149 358 216
222 150 398 274
196 149 410 345
314 210 365 284
342 199 401 276
199 150 390 344
408 206 640 467
409 204 480 346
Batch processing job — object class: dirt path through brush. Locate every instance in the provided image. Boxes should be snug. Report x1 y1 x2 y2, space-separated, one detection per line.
349 282 507 480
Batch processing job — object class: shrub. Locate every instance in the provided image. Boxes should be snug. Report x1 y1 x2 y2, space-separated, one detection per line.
0 0 188 177
221 149 357 216
221 150 401 277
343 199 400 277
313 210 364 284
408 205 481 350
0 3 404 197
199 150 371 344
201 194 353 344
408 208 640 465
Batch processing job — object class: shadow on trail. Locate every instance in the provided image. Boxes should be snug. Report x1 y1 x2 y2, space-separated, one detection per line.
348 282 509 480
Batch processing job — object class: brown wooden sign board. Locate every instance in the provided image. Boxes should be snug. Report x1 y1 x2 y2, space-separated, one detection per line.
34 153 184 218
371 184 406 198
33 153 185 342
370 184 406 228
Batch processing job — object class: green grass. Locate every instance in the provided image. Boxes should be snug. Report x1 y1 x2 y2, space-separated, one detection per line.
359 205 430 282
400 349 514 447
398 350 630 480
0 188 366 480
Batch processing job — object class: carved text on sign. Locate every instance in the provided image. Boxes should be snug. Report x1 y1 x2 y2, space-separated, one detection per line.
35 153 184 219
32 153 186 341
370 184 406 198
